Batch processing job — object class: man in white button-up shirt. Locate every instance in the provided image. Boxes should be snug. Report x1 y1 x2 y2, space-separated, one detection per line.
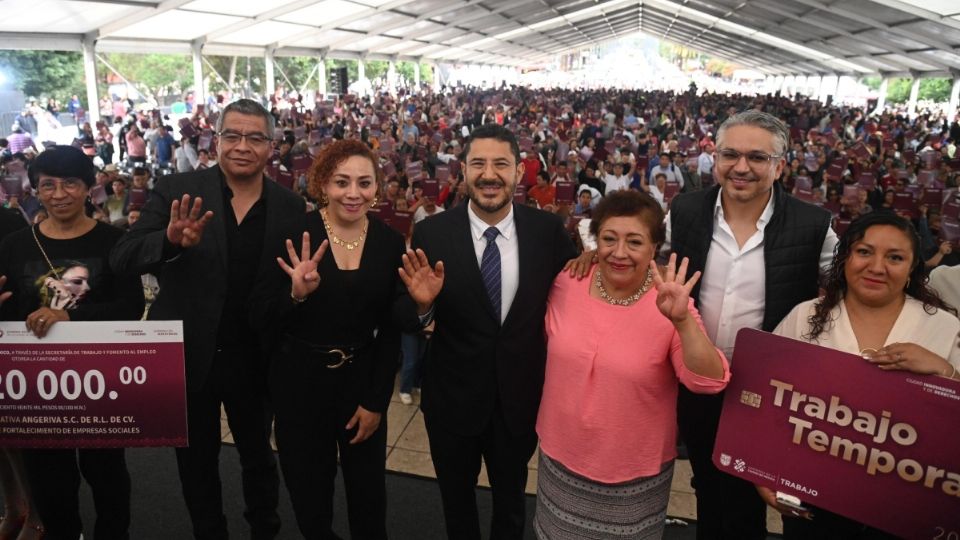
665 110 838 540
397 123 577 540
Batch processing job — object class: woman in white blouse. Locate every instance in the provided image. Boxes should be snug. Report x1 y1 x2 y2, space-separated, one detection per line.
766 211 959 539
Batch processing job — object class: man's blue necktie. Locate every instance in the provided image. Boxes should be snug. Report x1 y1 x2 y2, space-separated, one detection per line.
480 226 501 320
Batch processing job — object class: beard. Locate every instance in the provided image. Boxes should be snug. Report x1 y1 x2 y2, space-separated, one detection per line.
467 178 512 214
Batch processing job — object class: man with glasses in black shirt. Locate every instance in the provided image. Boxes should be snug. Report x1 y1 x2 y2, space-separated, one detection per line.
111 99 305 540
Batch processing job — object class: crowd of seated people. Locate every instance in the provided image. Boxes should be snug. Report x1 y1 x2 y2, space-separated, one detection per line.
0 81 958 539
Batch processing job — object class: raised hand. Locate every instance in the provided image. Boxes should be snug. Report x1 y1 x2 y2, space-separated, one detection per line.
650 253 701 325
0 275 10 306
167 194 214 248
276 232 329 299
398 248 444 314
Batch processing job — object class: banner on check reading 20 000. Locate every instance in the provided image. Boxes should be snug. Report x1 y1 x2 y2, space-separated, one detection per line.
0 321 187 448
714 329 960 540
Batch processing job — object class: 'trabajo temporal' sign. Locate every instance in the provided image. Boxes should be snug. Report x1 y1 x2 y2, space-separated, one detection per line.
714 329 960 540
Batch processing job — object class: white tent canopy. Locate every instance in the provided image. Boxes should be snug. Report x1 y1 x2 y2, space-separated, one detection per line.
3 0 960 121
1 0 957 75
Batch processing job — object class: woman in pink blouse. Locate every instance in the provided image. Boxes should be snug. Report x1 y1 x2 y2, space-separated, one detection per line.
535 190 730 539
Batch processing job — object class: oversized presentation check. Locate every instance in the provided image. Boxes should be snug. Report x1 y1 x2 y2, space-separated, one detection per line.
0 321 187 448
714 329 960 540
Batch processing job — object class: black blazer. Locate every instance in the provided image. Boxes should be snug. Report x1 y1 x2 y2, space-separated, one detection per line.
410 203 576 437
110 165 306 391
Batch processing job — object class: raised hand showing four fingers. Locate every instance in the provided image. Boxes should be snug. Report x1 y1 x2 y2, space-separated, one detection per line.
167 194 215 248
276 232 329 299
650 253 701 324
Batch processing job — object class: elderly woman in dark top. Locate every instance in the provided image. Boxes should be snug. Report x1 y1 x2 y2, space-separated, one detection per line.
0 145 144 540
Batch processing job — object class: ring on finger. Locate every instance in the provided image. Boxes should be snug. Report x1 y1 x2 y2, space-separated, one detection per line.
895 352 903 362
38 318 45 324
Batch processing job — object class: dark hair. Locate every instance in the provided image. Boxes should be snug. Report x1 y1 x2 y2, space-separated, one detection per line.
717 110 789 156
807 212 955 340
588 190 665 246
307 139 382 203
28 145 95 189
462 123 520 165
216 98 275 134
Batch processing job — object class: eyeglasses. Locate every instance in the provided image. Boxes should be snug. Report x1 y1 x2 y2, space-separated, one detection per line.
37 177 86 194
217 131 271 147
717 148 783 168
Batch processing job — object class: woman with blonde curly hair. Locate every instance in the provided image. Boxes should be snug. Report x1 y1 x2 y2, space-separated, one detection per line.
250 139 404 540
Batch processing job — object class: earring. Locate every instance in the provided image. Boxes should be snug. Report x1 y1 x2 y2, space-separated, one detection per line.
370 197 380 208
906 277 911 289
319 192 328 206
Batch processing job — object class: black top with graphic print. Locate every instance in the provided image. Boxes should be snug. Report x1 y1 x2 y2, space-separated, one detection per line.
0 222 144 322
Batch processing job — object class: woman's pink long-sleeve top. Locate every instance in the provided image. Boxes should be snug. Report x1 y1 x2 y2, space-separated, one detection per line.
536 272 730 483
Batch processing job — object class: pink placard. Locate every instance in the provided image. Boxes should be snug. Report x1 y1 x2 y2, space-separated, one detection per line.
554 182 575 204
0 321 187 448
421 179 439 199
1 176 24 199
291 154 313 175
714 329 960 539
436 165 450 183
127 188 147 211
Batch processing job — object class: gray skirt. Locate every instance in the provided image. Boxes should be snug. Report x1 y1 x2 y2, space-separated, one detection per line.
534 450 674 540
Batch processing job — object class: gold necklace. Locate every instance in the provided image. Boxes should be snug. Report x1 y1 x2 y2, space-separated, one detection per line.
595 268 653 306
32 225 61 279
321 209 367 250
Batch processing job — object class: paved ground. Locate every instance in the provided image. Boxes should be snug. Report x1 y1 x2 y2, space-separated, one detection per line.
221 375 785 535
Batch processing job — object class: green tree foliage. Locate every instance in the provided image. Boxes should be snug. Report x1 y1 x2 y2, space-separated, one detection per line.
860 76 881 91
204 56 266 96
918 78 953 103
862 77 954 104
704 58 735 78
0 50 85 103
101 53 193 102
274 56 322 91
659 42 700 69
396 62 433 84
886 78 913 103
364 60 389 81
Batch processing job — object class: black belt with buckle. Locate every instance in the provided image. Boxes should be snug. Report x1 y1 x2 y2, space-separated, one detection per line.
280 334 369 369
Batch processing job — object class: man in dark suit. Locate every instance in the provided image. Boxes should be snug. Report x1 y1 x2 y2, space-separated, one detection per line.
111 99 305 540
399 123 577 539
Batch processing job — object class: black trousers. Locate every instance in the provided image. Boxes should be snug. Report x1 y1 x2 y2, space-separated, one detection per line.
782 506 900 540
22 448 129 540
677 386 768 540
270 349 388 540
176 347 280 540
424 400 537 540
